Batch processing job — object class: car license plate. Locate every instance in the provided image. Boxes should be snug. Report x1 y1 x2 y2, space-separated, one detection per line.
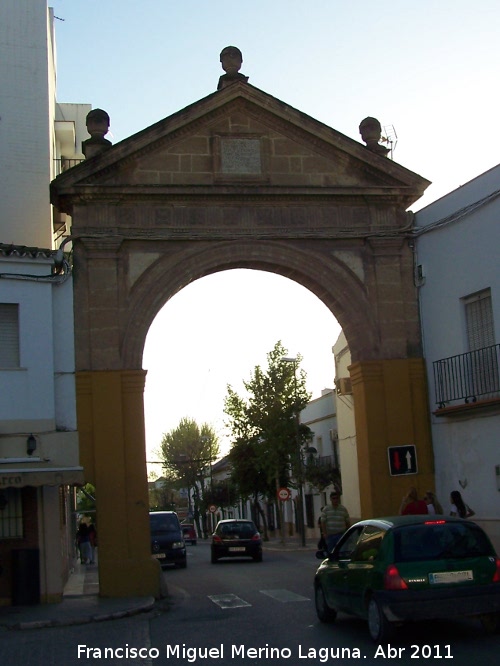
229 547 246 552
429 570 473 584
153 553 166 559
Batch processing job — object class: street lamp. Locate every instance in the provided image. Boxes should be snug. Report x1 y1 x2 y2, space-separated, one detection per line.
282 356 306 547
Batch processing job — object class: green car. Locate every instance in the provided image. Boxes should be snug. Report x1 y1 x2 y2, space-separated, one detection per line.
314 515 500 642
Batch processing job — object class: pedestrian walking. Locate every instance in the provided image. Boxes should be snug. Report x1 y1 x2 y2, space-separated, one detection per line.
76 521 92 564
320 490 350 552
424 491 444 515
399 487 428 515
450 490 475 518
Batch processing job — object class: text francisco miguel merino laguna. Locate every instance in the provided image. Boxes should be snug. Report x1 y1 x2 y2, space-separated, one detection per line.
77 644 367 661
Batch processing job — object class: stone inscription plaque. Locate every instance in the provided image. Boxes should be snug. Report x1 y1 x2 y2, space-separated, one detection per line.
220 138 262 174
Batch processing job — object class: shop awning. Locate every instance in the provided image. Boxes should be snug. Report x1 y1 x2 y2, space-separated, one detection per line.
0 466 85 488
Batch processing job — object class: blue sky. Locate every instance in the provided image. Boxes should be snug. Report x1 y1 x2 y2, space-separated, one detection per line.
52 1 500 464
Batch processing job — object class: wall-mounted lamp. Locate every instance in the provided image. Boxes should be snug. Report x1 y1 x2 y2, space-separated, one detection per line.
496 465 500 492
27 434 37 456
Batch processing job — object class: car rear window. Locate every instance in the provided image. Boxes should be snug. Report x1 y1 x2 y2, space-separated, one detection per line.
394 522 494 562
219 522 256 537
150 514 179 532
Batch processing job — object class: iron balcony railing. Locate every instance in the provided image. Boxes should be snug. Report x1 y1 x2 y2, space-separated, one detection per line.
308 454 336 468
433 343 500 408
53 158 85 176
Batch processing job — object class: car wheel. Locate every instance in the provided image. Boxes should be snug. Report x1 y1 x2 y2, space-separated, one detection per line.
253 552 263 562
192 540 197 546
314 583 337 623
481 612 500 634
211 552 218 564
367 597 393 643
176 560 187 569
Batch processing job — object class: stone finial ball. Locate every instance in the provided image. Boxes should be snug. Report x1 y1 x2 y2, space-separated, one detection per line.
219 46 243 75
86 109 110 137
359 117 382 143
220 45 243 62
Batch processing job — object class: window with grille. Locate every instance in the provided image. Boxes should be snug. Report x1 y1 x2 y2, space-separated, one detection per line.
0 303 20 368
0 488 23 539
463 289 498 396
464 289 495 350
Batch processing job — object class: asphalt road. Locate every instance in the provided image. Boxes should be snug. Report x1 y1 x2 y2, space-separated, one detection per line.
1 541 500 665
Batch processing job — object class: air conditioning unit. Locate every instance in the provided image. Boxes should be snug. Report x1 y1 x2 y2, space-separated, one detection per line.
336 377 353 395
329 429 338 442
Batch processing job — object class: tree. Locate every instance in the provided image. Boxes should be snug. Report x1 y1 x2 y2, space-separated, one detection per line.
148 469 181 511
224 341 312 537
76 483 96 519
158 417 219 538
304 460 342 492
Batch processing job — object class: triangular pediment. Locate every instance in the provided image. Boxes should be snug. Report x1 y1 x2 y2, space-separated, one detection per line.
51 82 430 211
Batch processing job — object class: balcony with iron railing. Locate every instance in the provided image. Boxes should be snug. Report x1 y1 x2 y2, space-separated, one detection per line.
307 454 338 468
304 454 341 491
433 343 500 415
53 158 85 177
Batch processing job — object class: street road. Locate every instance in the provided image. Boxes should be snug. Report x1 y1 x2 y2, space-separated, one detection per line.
1 541 500 665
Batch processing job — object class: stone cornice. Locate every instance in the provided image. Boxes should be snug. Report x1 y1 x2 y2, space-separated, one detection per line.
59 186 421 216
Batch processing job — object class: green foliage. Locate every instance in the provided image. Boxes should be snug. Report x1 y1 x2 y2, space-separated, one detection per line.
304 461 341 492
148 475 180 511
224 341 312 499
76 483 96 517
204 478 238 509
158 417 219 534
158 417 219 488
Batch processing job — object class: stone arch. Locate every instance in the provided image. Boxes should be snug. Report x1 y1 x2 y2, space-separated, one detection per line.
123 239 379 369
51 81 434 598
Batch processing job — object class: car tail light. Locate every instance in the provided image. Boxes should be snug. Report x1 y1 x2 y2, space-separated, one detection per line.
251 533 261 541
212 535 223 544
384 564 408 590
424 520 446 525
492 558 500 582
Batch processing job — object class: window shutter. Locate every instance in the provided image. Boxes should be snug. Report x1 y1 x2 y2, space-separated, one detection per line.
464 290 494 351
0 303 20 367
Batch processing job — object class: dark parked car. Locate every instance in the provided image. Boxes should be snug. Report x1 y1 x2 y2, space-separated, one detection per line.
211 519 262 563
150 511 186 568
314 515 500 642
181 523 197 545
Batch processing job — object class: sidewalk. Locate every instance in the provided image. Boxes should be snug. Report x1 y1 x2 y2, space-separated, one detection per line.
0 537 315 631
0 557 155 631
264 534 318 551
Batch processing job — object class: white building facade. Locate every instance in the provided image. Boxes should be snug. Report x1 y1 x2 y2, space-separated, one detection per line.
332 331 361 522
0 2 89 604
415 163 500 551
300 388 339 537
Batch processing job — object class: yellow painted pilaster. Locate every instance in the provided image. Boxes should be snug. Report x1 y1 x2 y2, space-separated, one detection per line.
349 358 434 518
76 370 160 598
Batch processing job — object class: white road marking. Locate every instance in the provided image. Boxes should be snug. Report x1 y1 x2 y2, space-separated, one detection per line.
208 594 252 609
260 589 310 602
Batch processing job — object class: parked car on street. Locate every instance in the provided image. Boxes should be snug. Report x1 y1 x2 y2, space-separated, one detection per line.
150 511 187 568
211 519 262 563
181 523 197 545
314 515 500 642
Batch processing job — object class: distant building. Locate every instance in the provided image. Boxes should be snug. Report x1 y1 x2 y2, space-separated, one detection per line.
300 388 339 534
0 2 89 604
